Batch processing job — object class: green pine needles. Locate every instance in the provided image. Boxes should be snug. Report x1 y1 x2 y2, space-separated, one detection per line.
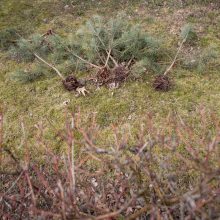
10 67 45 83
9 15 214 85
76 14 164 68
0 28 18 50
9 15 167 83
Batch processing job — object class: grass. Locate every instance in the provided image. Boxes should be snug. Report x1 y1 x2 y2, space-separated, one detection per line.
1 69 220 153
0 0 220 153
1 2 220 218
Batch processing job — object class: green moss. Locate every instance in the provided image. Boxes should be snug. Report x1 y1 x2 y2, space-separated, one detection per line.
0 0 64 32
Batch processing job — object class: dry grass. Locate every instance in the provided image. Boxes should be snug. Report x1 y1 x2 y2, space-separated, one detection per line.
1 108 220 219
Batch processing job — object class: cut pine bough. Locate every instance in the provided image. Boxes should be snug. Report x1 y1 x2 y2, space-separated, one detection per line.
11 15 164 90
32 30 128 94
11 17 195 93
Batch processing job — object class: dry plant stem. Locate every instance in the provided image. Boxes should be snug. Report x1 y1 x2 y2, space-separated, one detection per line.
3 148 21 169
32 209 61 218
104 49 111 68
70 136 76 194
65 46 102 70
25 170 37 206
127 204 151 220
18 120 26 149
126 56 134 68
2 109 220 219
3 171 24 195
0 113 3 164
34 53 65 80
91 29 118 66
53 34 102 70
95 48 106 66
109 53 119 66
57 180 67 220
84 190 147 220
66 115 76 195
86 195 138 220
40 33 102 70
163 34 188 76
103 46 118 67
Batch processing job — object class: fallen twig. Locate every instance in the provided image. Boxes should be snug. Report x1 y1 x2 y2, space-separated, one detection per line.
2 171 24 196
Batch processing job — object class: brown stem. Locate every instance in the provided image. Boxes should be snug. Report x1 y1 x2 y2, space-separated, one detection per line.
3 171 24 195
82 190 147 220
93 196 135 220
25 170 37 206
127 204 151 220
57 180 67 220
0 113 3 164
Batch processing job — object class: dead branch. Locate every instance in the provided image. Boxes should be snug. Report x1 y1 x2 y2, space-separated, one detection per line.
104 49 111 68
2 171 24 196
163 34 188 76
66 48 103 70
89 27 119 67
34 53 65 80
0 113 3 164
127 204 151 220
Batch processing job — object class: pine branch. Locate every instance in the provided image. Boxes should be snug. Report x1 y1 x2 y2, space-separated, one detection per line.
66 48 102 70
34 53 65 80
104 49 111 68
163 34 188 76
88 25 119 66
54 35 102 70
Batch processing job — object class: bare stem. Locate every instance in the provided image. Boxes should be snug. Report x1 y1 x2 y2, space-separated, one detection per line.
57 180 67 220
34 53 65 80
90 27 119 67
104 49 111 68
65 47 102 70
3 171 24 195
163 34 188 76
25 170 36 206
0 113 3 164
127 204 151 220
71 136 76 194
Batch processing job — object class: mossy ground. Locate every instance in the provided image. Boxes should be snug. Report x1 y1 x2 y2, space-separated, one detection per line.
0 0 220 157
